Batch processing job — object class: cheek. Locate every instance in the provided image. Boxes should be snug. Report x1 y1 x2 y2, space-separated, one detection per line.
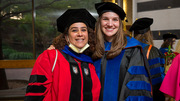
85 33 89 41
68 34 76 42
101 21 106 27
115 22 120 27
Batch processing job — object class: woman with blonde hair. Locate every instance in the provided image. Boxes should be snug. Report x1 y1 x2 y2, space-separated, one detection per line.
48 3 153 101
129 17 165 101
92 2 152 101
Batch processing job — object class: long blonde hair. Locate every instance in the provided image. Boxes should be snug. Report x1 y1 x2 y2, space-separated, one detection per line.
134 30 154 46
92 17 127 60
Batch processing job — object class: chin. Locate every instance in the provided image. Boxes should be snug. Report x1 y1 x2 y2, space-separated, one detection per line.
76 46 84 49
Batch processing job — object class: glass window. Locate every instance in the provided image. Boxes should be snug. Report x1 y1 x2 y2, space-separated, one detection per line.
0 0 101 92
1 0 33 60
1 0 100 60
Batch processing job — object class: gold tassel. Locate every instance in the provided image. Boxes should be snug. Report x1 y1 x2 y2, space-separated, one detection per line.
104 0 115 3
158 31 161 36
123 20 126 32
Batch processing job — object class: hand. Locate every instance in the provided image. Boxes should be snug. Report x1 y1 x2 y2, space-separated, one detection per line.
47 45 55 50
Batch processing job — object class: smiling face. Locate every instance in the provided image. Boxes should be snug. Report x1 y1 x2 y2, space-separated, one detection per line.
100 12 120 42
65 22 88 49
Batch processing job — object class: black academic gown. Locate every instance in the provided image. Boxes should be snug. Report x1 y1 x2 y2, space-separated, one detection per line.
143 44 165 101
94 37 153 101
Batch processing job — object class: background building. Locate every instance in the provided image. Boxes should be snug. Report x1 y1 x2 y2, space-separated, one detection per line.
132 0 180 48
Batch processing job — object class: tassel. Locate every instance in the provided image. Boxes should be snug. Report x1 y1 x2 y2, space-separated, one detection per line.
123 20 127 32
158 31 161 36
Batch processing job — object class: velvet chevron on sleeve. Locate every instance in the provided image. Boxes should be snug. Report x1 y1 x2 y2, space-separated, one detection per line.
94 37 153 101
25 49 101 101
144 45 165 101
119 46 152 101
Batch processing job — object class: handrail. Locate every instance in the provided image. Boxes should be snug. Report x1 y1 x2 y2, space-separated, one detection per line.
0 60 36 68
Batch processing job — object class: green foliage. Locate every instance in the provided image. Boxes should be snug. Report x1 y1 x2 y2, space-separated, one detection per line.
9 52 33 60
35 16 52 32
164 45 178 67
166 45 176 59
2 44 12 49
3 48 17 59
3 47 33 60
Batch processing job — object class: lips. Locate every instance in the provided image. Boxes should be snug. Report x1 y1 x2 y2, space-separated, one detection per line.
106 28 113 31
104 27 115 32
76 39 84 42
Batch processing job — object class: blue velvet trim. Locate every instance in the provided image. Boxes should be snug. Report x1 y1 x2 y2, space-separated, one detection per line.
105 36 145 50
150 67 161 75
150 67 165 85
93 59 101 79
159 48 168 54
152 77 163 85
103 50 125 101
160 66 165 79
128 66 149 77
62 45 93 63
125 36 143 48
140 42 148 49
160 58 165 64
126 81 151 91
148 57 161 66
104 41 111 51
125 96 153 101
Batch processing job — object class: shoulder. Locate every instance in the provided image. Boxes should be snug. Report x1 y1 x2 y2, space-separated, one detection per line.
150 46 161 52
40 49 57 58
145 45 159 52
36 49 60 63
31 49 59 74
123 46 143 57
151 46 165 56
125 36 142 48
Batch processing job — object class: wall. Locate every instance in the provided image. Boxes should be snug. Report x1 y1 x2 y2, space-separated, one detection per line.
133 0 180 49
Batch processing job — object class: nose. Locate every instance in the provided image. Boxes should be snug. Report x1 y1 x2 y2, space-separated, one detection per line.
77 30 83 36
107 20 113 26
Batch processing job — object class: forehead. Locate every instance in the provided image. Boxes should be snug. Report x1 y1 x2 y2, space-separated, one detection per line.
101 12 119 18
69 22 87 28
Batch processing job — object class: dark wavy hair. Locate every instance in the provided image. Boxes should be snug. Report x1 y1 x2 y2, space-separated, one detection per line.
161 38 175 49
52 27 96 57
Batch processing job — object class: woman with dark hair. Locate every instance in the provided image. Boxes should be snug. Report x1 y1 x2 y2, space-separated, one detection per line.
92 2 153 101
129 17 165 101
160 33 177 54
25 9 101 101
160 33 179 74
47 2 153 101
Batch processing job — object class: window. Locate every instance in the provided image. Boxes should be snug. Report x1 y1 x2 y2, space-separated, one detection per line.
1 0 100 60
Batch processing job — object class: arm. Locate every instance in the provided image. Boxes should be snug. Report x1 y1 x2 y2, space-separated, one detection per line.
119 46 153 100
24 50 56 101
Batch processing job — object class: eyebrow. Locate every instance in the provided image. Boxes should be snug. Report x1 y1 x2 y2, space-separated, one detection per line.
102 16 119 19
70 27 87 30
